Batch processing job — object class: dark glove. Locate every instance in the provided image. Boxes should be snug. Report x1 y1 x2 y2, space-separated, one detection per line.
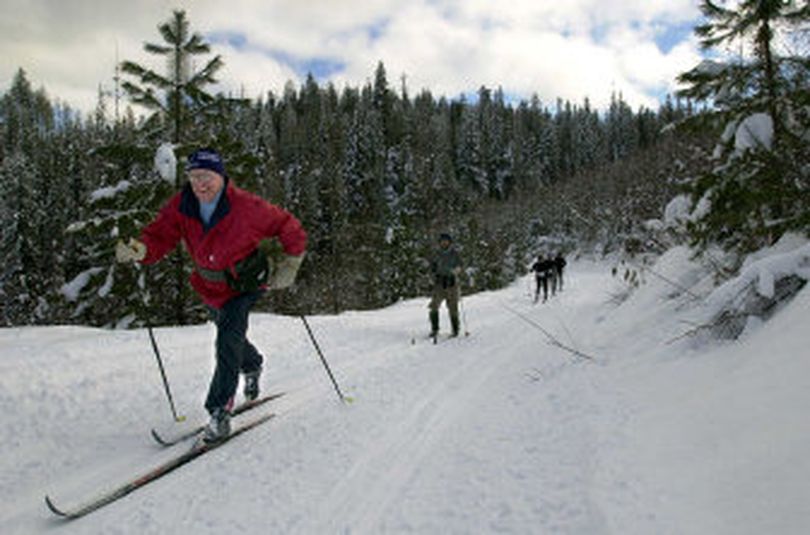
225 249 270 293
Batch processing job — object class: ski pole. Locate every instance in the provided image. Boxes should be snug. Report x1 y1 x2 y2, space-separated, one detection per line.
299 315 352 404
137 264 185 422
146 324 186 422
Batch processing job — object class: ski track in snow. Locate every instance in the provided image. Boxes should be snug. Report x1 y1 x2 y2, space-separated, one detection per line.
0 264 635 534
270 268 628 534
3 255 809 534
301 334 510 533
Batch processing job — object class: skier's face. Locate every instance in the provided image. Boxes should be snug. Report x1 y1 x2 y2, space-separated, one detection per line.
188 169 225 204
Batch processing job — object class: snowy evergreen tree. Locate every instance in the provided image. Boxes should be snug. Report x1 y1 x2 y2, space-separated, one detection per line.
63 166 176 327
0 70 71 324
677 0 810 252
572 98 605 171
489 88 514 199
120 9 223 149
456 95 487 193
0 69 53 158
64 10 225 326
0 152 42 324
606 92 638 162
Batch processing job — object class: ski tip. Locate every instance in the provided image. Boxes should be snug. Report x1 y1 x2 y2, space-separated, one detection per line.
150 428 171 446
45 495 69 518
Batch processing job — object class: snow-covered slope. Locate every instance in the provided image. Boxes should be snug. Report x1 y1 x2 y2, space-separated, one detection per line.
1 253 808 534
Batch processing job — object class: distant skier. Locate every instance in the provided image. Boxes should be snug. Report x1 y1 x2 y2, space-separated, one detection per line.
553 252 567 292
531 254 555 303
429 233 463 338
115 147 307 443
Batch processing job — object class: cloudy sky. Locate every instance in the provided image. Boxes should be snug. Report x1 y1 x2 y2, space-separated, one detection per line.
1 0 704 116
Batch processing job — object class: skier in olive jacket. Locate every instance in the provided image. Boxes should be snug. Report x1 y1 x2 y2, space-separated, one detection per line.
115 147 307 443
429 233 463 338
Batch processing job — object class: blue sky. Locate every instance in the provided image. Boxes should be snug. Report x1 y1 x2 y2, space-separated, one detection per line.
207 31 347 81
1 0 704 115
653 21 699 54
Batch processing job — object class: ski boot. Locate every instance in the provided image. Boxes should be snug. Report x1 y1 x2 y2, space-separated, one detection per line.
243 369 261 401
202 407 231 444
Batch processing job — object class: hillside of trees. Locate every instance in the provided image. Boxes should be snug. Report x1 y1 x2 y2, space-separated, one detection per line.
1 4 806 328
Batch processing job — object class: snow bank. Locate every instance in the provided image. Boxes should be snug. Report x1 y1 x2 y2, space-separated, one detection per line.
708 239 810 306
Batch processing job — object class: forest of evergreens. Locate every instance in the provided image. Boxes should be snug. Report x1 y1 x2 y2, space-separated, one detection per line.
1 3 807 328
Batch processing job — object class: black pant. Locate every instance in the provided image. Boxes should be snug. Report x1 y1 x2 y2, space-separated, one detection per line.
205 291 264 414
535 275 549 302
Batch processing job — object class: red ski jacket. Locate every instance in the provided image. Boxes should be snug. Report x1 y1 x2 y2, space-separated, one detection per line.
139 182 307 309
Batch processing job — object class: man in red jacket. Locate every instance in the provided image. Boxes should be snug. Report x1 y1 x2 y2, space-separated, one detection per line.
116 147 307 443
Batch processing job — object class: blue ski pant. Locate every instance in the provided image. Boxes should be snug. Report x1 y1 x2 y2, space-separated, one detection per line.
204 291 264 415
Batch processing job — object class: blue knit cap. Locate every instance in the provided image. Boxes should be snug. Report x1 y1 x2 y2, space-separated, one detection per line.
186 148 225 176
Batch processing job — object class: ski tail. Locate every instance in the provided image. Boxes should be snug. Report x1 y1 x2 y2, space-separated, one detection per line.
150 391 284 447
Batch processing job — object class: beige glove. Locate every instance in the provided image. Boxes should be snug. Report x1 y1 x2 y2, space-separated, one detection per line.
269 253 304 290
115 238 147 263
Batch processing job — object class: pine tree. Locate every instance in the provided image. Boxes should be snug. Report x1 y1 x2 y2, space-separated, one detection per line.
120 9 223 149
0 152 40 324
456 96 487 193
66 10 224 326
607 92 638 162
677 0 810 252
0 70 71 325
0 69 53 157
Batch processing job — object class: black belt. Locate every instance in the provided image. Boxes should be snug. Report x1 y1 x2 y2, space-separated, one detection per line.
196 266 228 282
195 249 262 283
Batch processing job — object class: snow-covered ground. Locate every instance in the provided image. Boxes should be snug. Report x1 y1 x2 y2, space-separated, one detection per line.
1 248 808 534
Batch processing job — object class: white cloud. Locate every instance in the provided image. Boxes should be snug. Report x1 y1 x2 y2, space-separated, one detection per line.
1 0 704 116
212 43 298 101
338 2 484 96
605 23 702 96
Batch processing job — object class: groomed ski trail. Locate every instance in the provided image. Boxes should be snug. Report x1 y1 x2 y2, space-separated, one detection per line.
286 269 623 534
298 335 507 533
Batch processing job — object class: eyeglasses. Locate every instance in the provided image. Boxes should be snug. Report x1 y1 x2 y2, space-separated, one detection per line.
188 170 218 184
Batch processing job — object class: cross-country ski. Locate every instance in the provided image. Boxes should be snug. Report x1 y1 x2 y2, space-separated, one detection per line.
45 411 275 520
